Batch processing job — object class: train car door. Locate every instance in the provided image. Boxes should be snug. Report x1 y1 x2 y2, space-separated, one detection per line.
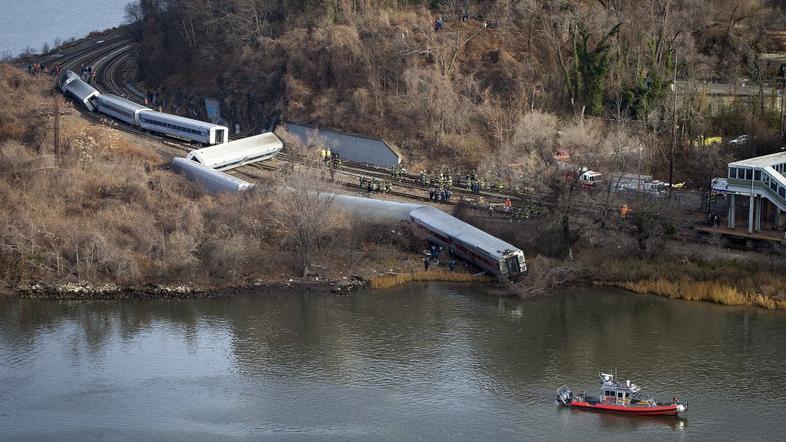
504 255 521 276
215 128 226 144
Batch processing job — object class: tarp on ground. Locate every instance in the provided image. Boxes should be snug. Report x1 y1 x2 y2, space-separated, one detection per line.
285 123 401 168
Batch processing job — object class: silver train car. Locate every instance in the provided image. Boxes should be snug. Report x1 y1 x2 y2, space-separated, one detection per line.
140 111 228 145
186 132 283 171
95 94 151 126
60 70 100 111
171 157 254 193
409 206 527 279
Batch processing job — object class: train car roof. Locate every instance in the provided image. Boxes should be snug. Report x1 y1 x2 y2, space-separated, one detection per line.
331 194 424 222
61 71 80 87
409 206 522 259
141 110 225 129
64 78 100 100
171 157 253 193
97 93 150 112
186 133 282 167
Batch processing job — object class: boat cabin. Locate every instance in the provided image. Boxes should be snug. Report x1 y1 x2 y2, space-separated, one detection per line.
599 373 639 404
602 386 634 404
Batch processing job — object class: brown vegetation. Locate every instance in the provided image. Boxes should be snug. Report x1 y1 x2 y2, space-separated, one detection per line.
127 0 786 178
613 279 786 310
0 65 423 291
368 270 493 289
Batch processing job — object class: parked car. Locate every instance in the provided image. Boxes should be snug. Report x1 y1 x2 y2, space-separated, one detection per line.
729 135 753 145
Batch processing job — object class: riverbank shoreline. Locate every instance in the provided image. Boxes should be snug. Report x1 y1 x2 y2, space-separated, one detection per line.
3 278 366 300
595 279 786 310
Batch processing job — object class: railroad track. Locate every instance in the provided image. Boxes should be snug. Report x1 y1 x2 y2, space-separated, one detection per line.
54 37 548 214
40 33 734 239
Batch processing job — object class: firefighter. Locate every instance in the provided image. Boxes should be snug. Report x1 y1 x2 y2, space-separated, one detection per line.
620 204 631 219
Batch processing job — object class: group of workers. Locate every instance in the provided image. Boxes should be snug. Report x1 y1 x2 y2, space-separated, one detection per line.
359 176 392 193
433 13 496 32
417 169 495 195
429 187 452 203
390 165 405 180
423 243 457 272
28 63 63 76
418 170 456 188
144 89 163 107
77 64 96 84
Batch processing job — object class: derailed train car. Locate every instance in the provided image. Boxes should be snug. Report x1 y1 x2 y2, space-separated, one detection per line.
60 71 100 111
95 93 150 126
186 132 283 170
59 71 228 145
408 206 527 279
140 111 228 145
171 157 254 193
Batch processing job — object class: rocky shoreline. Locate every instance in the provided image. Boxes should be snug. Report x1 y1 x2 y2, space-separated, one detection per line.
5 277 369 300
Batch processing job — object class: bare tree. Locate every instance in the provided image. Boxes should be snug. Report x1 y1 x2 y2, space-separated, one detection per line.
272 163 338 277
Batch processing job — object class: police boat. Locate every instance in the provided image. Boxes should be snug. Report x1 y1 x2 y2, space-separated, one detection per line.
556 373 687 417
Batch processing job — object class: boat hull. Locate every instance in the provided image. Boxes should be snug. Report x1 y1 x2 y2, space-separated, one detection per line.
566 400 683 416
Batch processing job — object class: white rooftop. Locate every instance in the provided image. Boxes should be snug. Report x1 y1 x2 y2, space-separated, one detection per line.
729 151 786 168
187 132 283 170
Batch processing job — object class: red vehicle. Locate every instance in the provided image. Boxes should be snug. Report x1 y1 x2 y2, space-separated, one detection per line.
557 373 687 417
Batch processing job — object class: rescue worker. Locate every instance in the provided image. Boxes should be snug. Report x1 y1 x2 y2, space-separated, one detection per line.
424 257 430 271
620 204 631 219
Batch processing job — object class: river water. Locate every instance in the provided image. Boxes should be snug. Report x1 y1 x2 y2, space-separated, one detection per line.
1 284 785 440
0 0 129 58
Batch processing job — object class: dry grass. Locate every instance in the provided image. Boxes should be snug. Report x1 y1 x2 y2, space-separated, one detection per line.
604 278 786 310
0 64 420 289
368 270 493 289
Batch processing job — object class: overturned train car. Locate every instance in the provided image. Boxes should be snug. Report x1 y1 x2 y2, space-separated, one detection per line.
171 157 254 193
60 71 100 111
409 206 527 279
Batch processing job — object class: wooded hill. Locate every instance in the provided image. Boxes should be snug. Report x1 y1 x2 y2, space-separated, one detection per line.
126 0 786 171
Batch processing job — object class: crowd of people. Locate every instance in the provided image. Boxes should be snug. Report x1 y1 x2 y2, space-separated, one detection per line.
422 243 457 272
433 13 496 32
429 187 452 203
28 63 63 77
359 176 392 193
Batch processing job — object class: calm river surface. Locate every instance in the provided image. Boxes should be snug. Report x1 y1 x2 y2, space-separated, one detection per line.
1 284 785 441
0 0 129 58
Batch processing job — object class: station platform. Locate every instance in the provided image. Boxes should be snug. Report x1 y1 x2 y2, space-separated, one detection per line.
696 225 786 242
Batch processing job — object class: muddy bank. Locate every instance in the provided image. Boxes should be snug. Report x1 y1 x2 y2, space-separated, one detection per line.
5 277 368 300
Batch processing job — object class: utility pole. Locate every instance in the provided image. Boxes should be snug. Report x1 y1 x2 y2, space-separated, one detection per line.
53 91 61 159
669 49 677 200
779 64 786 139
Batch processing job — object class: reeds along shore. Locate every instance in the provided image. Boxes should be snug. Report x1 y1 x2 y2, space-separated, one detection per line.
602 279 786 310
369 271 493 289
